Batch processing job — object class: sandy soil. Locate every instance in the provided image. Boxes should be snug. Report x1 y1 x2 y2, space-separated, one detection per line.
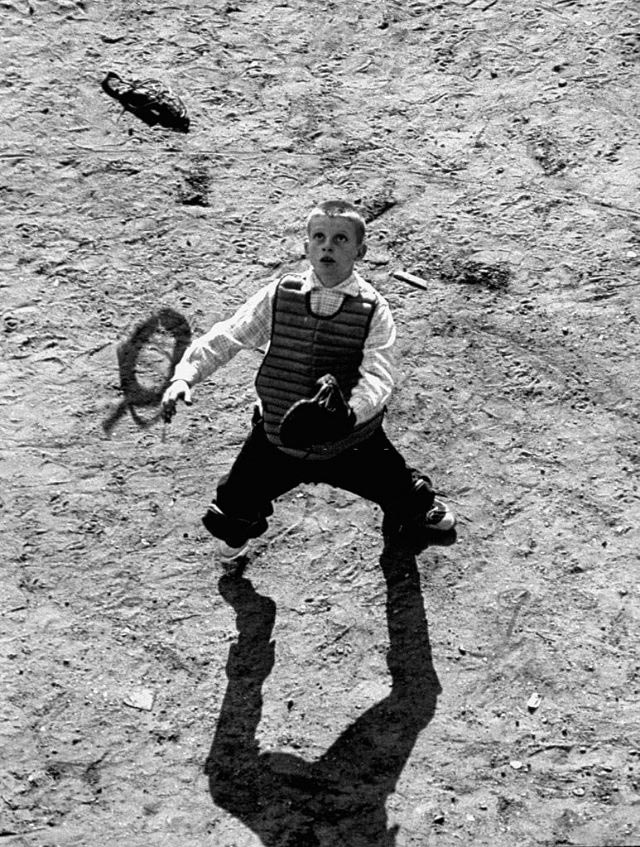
2 0 640 845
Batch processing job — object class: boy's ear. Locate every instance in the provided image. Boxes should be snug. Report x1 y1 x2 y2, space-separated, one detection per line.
304 239 310 257
357 241 367 260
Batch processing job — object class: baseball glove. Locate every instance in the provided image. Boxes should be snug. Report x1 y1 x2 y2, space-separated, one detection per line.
279 374 356 448
101 71 190 132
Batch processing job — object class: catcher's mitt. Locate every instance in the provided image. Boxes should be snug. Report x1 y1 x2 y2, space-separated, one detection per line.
279 374 356 449
101 71 190 132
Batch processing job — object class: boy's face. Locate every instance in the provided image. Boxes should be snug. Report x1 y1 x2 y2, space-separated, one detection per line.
305 214 367 287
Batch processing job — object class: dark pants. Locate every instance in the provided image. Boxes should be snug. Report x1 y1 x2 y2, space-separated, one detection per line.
205 417 435 547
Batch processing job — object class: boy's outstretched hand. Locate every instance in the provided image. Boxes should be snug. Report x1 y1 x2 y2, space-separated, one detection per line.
161 379 192 423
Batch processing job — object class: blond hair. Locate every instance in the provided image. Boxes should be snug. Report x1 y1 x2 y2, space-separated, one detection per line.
305 200 367 244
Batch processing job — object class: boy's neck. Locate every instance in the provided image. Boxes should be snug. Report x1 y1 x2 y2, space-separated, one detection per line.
311 267 355 288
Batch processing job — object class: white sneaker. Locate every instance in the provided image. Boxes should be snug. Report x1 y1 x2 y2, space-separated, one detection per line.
424 498 456 532
216 539 250 562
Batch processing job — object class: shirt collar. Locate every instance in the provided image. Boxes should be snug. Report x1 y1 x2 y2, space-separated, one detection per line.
304 267 361 296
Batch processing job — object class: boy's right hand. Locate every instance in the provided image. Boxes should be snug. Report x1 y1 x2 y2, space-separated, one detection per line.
161 379 192 423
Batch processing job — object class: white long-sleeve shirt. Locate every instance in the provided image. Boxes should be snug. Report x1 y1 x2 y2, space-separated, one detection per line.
172 268 397 424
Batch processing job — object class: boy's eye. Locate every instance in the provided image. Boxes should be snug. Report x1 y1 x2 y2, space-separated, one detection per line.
313 233 324 241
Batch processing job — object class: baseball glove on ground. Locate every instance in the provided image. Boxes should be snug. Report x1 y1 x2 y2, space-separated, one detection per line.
101 71 190 132
279 374 356 448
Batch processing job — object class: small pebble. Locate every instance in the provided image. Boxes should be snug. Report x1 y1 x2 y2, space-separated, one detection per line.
527 692 542 712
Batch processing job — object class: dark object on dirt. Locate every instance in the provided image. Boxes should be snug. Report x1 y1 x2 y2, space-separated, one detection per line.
355 193 397 223
450 259 511 291
179 161 211 206
527 129 567 175
279 374 356 448
101 71 190 132
3 313 20 332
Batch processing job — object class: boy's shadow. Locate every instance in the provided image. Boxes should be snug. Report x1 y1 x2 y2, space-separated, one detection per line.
206 542 443 846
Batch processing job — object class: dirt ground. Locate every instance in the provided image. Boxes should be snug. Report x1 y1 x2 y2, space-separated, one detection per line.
2 0 640 845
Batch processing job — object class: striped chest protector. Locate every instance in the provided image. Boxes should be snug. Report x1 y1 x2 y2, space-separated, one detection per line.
255 275 383 459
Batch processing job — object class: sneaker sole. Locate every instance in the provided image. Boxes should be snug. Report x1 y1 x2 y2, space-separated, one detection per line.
425 498 456 532
219 543 249 562
426 516 456 532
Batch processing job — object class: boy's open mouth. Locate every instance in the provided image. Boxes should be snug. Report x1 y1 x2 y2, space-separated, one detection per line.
320 257 335 263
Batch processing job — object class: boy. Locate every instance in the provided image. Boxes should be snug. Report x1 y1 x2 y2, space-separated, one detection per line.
161 200 456 562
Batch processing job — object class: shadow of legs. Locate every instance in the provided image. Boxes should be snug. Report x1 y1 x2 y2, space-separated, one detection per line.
380 541 442 699
207 546 440 846
205 576 276 815
307 545 440 845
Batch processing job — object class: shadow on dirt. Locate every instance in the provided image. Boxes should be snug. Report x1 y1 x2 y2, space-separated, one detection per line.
206 543 441 846
102 308 191 434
